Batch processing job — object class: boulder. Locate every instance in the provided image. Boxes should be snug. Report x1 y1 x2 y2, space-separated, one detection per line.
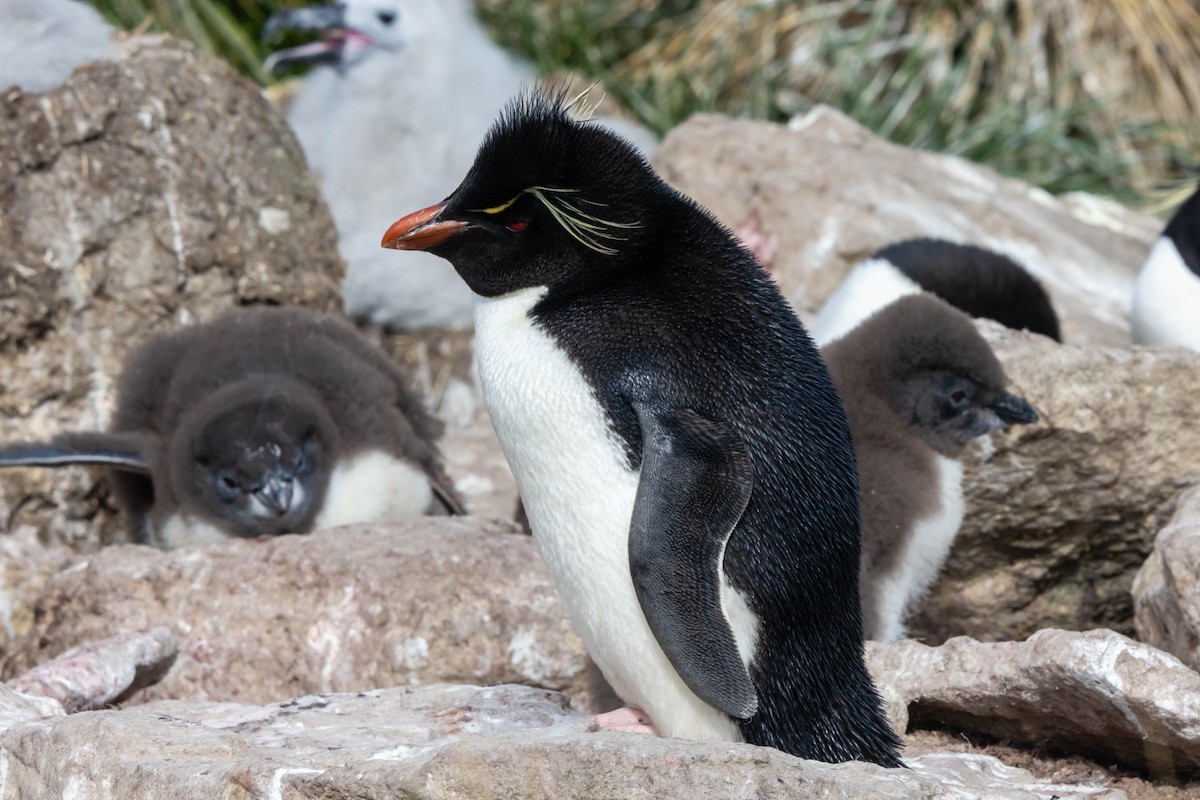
0 684 63 735
868 629 1200 780
0 682 1130 799
651 107 1161 346
7 627 178 713
0 519 590 706
1132 486 1200 670
910 323 1200 641
0 35 343 550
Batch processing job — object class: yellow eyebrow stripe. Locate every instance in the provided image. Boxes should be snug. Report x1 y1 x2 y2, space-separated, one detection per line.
475 194 521 215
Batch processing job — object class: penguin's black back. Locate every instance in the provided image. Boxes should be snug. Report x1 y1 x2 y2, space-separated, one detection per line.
534 188 902 766
877 238 1061 341
1164 184 1200 277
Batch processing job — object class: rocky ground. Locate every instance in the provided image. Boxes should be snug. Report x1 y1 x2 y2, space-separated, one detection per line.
2 35 1199 799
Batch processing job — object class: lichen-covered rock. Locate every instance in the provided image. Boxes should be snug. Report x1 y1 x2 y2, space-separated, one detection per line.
1132 486 1200 670
909 324 1200 641
0 519 590 706
652 107 1160 346
0 35 343 550
868 629 1200 780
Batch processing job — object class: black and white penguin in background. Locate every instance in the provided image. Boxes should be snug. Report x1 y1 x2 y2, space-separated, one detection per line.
0 307 463 548
812 238 1061 346
822 294 1038 642
1132 183 1200 351
379 88 902 766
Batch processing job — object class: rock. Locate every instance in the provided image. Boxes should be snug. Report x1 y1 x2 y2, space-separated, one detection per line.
909 323 1200 641
0 35 343 550
0 527 81 658
908 753 1125 799
0 681 1126 799
651 107 1161 346
0 684 64 735
1132 486 1200 670
867 629 1200 780
0 519 590 706
7 627 178 712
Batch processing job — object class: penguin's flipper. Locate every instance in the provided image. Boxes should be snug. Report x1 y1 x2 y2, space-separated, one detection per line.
0 432 154 474
628 405 758 720
429 473 468 516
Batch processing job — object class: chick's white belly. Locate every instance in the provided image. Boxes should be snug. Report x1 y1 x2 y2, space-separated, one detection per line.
474 287 740 742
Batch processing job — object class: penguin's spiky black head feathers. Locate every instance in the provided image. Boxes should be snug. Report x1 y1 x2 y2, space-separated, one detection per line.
382 86 661 296
171 377 339 537
825 294 1037 456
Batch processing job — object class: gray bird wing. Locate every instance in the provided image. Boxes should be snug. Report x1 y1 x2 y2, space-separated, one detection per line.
628 404 758 720
0 431 155 474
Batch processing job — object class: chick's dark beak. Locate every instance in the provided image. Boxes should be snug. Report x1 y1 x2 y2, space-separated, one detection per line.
381 203 470 251
989 392 1039 426
262 4 347 73
263 4 345 41
255 475 294 517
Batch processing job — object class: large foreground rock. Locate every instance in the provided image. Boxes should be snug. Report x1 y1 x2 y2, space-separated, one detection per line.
911 324 1200 641
0 35 343 549
0 519 589 705
652 107 1160 346
868 629 1200 781
1132 486 1200 670
0 682 1126 799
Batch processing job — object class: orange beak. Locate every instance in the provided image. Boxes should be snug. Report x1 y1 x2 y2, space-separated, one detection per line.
380 203 470 251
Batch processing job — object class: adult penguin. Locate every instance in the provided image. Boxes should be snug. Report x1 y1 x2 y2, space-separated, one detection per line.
380 88 902 766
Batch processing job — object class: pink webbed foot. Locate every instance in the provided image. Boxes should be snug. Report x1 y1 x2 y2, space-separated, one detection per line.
588 706 660 736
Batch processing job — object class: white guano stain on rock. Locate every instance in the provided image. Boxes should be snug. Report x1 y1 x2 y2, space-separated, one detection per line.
508 627 557 684
258 207 291 235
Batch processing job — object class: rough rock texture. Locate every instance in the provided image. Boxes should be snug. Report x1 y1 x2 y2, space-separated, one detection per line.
1133 486 1200 671
0 527 81 650
0 35 343 550
909 324 1200 642
0 519 589 705
7 627 178 713
0 684 64 734
868 629 1200 780
0 682 1127 799
652 107 1161 346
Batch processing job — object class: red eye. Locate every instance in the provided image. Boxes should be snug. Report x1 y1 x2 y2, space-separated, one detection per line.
507 219 529 232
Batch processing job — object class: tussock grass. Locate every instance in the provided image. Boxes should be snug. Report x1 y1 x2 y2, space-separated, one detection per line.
87 0 1197 205
90 0 313 84
477 0 1199 206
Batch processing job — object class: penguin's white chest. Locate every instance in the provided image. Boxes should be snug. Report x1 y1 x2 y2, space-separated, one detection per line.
1132 237 1200 351
472 287 744 742
871 455 964 642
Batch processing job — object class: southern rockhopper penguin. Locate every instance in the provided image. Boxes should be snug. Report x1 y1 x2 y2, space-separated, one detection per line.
813 237 1061 346
0 307 464 548
380 88 902 766
822 294 1039 642
1132 182 1200 351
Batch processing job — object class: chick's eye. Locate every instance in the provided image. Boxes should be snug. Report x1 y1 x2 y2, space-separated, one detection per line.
377 10 396 25
950 389 967 405
215 471 240 503
507 219 529 232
